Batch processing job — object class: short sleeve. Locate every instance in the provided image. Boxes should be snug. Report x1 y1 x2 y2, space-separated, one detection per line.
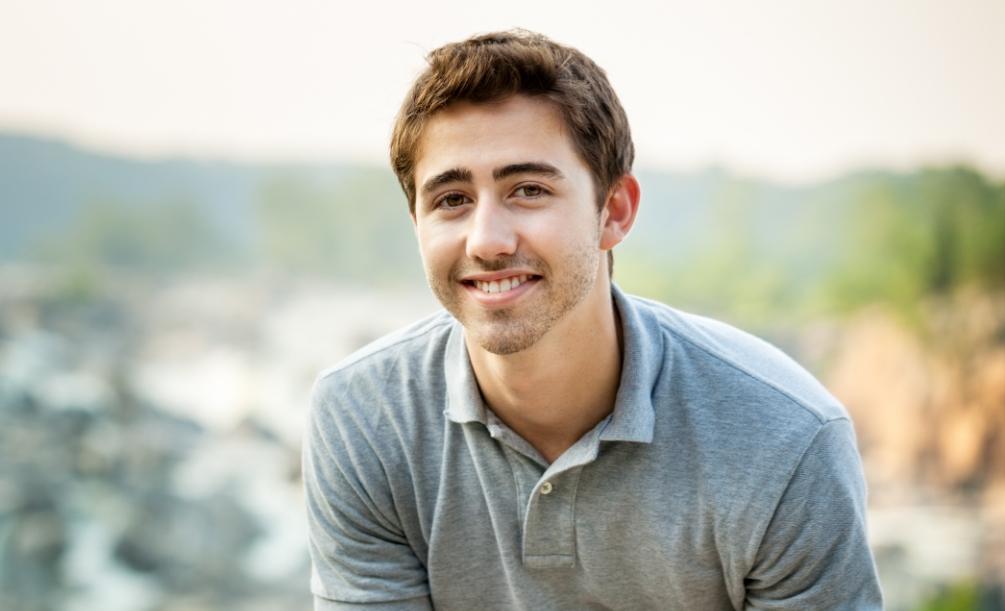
303 376 433 610
744 418 883 609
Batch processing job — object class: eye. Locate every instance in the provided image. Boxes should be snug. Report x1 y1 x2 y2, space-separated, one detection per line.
435 192 470 209
513 184 548 198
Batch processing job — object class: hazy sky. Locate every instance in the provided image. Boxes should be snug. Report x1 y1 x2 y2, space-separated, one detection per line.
2 0 1003 182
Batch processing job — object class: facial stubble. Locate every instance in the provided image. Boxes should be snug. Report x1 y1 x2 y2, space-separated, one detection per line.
426 229 603 356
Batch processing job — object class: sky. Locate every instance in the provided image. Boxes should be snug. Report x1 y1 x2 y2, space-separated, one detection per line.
1 0 1003 183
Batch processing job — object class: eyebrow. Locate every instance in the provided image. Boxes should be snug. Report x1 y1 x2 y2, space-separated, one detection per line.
493 162 565 181
420 162 566 198
421 167 473 197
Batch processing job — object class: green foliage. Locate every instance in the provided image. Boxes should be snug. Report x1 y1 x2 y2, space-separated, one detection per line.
619 166 1005 324
255 169 423 284
49 262 104 305
917 579 981 611
256 176 342 273
825 167 1005 315
23 153 1002 320
31 199 230 272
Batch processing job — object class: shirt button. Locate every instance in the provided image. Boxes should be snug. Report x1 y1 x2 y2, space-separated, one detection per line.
540 481 554 495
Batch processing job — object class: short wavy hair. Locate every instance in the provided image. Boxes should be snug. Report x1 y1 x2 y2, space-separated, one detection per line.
390 29 635 216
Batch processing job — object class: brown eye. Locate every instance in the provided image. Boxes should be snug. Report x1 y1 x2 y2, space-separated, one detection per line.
514 184 546 198
438 193 469 208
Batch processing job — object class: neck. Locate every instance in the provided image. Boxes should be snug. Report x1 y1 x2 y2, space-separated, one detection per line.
466 277 623 463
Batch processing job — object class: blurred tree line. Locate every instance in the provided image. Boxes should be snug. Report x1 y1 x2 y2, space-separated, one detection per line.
828 167 1004 309
255 168 422 284
617 165 1004 325
27 164 1004 322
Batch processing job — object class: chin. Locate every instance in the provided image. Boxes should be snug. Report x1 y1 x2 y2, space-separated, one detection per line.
472 333 536 356
464 312 553 356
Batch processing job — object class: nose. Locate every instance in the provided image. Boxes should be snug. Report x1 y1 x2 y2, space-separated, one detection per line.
465 198 518 261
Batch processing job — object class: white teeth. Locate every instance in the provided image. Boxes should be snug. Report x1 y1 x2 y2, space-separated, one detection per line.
475 275 530 294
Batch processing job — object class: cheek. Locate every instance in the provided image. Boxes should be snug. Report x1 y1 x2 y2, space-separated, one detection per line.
529 209 600 249
416 224 462 267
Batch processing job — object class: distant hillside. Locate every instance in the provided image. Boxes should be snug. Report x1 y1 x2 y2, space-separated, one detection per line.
0 132 779 279
1 132 1001 321
0 133 802 262
0 134 364 258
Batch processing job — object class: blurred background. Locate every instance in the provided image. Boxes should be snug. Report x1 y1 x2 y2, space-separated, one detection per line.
1 1 1003 609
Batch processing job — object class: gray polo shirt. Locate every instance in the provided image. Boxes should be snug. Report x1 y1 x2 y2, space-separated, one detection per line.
303 286 883 610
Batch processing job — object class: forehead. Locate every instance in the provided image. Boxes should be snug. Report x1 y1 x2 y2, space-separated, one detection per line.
413 95 583 183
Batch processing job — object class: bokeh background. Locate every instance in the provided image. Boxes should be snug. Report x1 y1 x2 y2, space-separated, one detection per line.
1 1 1003 610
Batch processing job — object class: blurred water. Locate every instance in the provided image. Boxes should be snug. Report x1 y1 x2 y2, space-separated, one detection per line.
1 265 1001 610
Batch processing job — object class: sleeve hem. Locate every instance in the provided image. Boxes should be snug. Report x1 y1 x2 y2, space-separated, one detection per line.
314 594 434 611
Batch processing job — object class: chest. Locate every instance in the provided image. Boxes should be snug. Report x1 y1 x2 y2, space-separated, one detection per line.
413 423 743 610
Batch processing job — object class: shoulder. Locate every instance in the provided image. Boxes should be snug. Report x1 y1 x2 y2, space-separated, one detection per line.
623 295 871 581
314 310 454 394
628 293 848 426
319 309 455 381
309 309 456 431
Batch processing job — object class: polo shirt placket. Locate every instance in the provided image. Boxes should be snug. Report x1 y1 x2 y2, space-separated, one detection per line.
444 308 659 572
490 408 611 569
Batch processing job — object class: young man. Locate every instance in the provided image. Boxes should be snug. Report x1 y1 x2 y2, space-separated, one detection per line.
303 30 882 610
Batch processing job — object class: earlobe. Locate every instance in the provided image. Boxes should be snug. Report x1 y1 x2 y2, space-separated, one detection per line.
599 174 641 251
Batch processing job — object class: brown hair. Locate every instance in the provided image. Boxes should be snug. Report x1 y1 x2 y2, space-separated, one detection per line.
390 29 634 215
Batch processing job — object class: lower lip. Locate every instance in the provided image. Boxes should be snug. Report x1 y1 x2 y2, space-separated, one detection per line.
462 277 540 308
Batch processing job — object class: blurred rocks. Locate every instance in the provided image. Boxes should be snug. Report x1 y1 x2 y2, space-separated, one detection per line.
0 269 321 611
826 292 1005 496
2 263 1002 610
824 290 1005 609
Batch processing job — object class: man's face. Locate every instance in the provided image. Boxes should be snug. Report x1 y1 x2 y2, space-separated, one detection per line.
412 95 607 355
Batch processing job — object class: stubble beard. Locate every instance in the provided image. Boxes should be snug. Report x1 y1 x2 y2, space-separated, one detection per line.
426 242 601 356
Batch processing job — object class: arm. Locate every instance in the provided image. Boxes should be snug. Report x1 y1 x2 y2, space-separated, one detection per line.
313 597 432 611
744 418 883 610
303 377 433 610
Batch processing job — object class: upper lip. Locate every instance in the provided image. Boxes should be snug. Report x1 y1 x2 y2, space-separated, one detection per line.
459 270 539 282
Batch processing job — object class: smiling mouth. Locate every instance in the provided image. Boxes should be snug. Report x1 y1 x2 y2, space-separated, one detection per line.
461 274 542 295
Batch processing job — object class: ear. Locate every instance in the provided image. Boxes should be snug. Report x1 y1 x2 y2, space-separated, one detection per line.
599 174 641 251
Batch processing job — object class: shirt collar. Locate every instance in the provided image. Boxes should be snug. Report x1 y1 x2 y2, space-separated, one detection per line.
444 323 487 424
599 284 659 444
444 283 661 445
